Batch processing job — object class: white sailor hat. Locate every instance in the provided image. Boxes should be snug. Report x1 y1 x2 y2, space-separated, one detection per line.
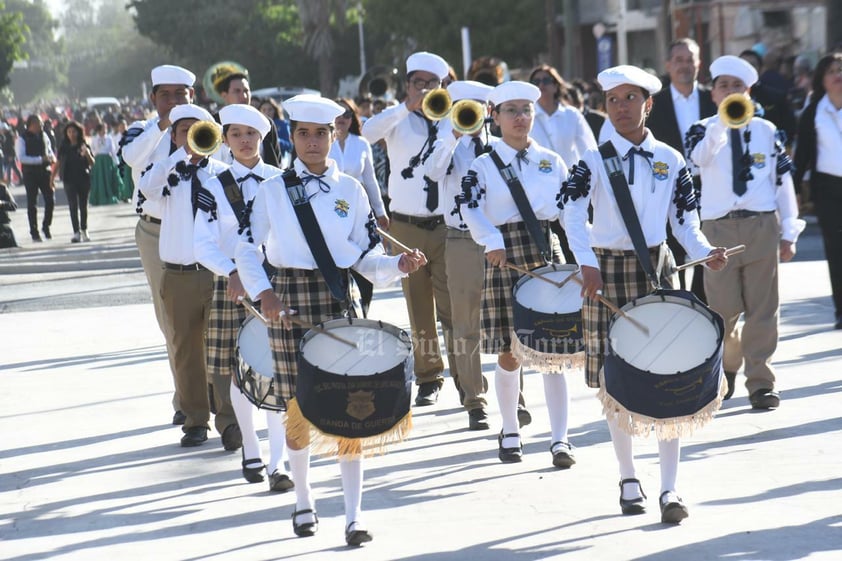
219 103 271 139
284 94 344 124
447 80 494 102
710 55 759 87
151 65 196 87
168 104 214 125
488 81 540 106
406 51 449 80
597 65 662 95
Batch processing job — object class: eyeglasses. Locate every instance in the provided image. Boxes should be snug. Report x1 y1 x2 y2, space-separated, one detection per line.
498 106 533 117
410 77 441 91
531 76 555 86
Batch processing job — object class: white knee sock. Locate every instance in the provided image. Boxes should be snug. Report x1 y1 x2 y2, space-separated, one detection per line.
658 437 680 495
494 364 520 448
542 373 569 444
607 416 642 500
339 457 364 529
266 410 287 474
229 379 260 462
287 446 314 521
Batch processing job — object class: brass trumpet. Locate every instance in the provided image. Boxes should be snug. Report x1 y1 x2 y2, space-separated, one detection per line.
187 120 223 156
450 99 487 135
421 88 452 121
718 93 755 129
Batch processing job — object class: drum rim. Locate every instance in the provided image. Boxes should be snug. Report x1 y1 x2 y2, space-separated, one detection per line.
512 263 582 314
236 314 273 379
299 317 412 350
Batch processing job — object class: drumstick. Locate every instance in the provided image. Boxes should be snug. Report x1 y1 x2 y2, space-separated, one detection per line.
376 227 414 254
672 244 746 273
504 262 565 289
239 298 357 348
564 275 651 336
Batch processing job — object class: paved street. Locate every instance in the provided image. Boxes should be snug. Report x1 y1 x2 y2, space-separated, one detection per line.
1 183 840 561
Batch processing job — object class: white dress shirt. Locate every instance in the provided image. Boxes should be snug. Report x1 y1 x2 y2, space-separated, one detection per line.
688 115 803 242
563 129 713 270
138 146 229 265
328 133 387 217
235 159 404 300
670 83 701 142
194 159 282 277
121 117 173 219
815 94 842 177
91 134 116 162
531 102 597 167
462 139 566 252
361 102 442 216
15 132 54 166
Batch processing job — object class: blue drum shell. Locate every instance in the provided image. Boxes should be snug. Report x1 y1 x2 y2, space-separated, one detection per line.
512 301 584 356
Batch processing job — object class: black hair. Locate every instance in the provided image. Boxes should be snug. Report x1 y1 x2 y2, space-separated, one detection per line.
216 73 248 94
810 52 842 104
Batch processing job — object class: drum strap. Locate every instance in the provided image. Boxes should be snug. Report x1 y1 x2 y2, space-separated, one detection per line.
598 141 661 290
489 150 551 263
218 170 247 224
281 168 349 303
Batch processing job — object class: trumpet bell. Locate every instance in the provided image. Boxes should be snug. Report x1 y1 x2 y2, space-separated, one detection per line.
422 88 452 121
718 93 754 129
187 120 223 157
358 65 401 100
451 99 486 135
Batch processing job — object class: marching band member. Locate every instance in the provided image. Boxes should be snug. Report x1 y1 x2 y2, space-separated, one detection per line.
561 65 727 523
234 95 426 546
138 104 230 448
687 55 804 408
459 81 575 467
192 104 291 489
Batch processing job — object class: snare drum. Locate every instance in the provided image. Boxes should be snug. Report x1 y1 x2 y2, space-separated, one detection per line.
235 315 283 411
286 318 414 458
512 264 585 372
599 290 727 439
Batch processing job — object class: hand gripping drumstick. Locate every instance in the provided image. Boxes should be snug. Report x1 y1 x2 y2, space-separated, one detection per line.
671 244 746 273
239 297 357 348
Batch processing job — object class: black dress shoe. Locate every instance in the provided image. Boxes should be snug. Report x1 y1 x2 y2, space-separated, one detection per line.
659 491 689 524
834 314 842 330
517 405 532 428
497 431 522 463
619 478 647 515
41 226 51 240
172 410 186 425
221 423 243 451
31 232 42 242
291 509 318 537
180 426 208 447
749 389 780 410
550 441 576 469
468 408 490 430
345 522 373 546
241 451 265 483
414 382 440 406
723 371 736 400
269 470 294 492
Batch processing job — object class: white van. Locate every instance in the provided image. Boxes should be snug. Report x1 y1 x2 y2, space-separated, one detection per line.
86 97 121 113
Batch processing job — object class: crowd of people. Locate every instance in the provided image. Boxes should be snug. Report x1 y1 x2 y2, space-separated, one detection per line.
1 37 839 548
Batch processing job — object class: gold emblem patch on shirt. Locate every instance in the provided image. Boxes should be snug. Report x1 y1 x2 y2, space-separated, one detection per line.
752 153 766 168
653 161 669 181
538 159 553 174
334 199 350 217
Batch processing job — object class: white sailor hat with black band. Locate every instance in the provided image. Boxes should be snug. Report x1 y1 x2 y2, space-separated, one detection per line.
284 94 345 124
151 64 196 87
219 103 271 139
168 104 214 125
406 51 449 80
447 80 494 102
488 81 540 106
710 55 759 87
597 65 662 95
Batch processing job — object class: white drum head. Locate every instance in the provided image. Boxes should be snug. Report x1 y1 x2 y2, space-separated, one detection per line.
514 265 583 314
301 320 411 376
610 297 719 375
237 315 273 378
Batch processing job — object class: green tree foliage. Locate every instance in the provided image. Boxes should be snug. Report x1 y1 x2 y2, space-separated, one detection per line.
0 1 28 91
6 0 65 104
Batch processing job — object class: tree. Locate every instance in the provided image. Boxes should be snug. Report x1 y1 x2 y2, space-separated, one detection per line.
6 0 65 104
0 1 28 91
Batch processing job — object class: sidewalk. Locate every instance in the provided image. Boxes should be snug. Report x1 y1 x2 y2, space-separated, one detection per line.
1 197 840 560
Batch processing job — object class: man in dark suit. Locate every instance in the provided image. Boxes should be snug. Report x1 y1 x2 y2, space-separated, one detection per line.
648 38 716 300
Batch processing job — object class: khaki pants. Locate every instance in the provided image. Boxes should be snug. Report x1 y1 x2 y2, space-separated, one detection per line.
160 268 214 430
445 230 488 410
702 213 779 393
389 219 455 385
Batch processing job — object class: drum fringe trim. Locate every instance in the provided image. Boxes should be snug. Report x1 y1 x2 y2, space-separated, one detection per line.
596 372 729 440
511 336 585 373
285 398 413 459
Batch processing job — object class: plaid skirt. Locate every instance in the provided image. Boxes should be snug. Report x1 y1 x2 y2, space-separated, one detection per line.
206 275 248 377
583 245 676 388
480 220 563 354
268 268 349 409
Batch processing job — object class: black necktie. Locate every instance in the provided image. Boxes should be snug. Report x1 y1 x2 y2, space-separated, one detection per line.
472 137 484 158
301 172 331 200
623 147 654 185
424 175 438 212
731 128 747 196
516 148 529 170
237 172 264 184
